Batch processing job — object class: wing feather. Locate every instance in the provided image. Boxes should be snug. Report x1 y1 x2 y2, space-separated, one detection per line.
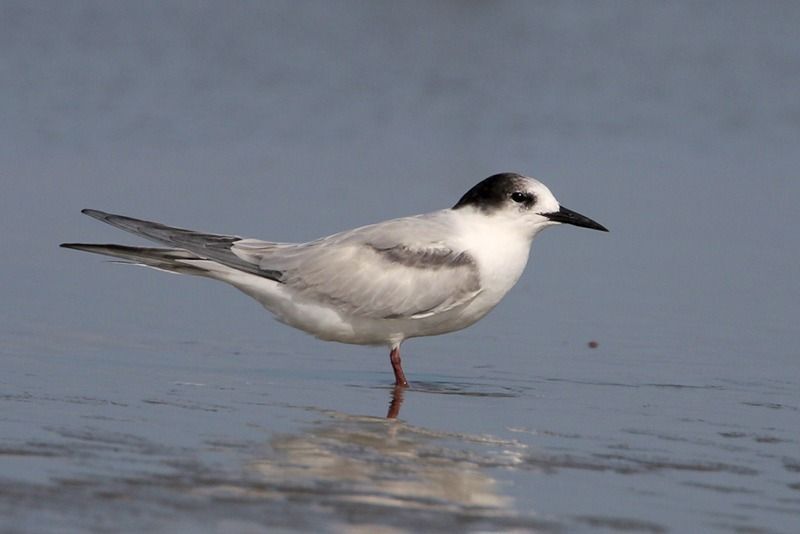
232 213 482 320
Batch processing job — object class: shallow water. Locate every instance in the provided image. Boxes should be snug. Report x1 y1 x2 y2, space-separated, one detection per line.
3 331 798 533
2 2 800 532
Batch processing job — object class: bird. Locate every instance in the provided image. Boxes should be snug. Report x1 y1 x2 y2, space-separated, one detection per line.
61 173 607 387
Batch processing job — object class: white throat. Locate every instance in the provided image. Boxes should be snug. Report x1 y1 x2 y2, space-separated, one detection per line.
451 208 535 303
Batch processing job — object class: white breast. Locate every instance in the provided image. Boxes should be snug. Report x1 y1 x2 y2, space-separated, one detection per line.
447 210 534 324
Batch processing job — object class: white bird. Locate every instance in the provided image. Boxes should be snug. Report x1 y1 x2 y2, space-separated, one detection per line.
62 173 607 386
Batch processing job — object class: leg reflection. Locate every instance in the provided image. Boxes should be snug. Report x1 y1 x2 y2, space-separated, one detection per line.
386 384 406 419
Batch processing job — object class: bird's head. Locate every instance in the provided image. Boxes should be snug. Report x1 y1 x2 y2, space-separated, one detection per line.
453 173 608 238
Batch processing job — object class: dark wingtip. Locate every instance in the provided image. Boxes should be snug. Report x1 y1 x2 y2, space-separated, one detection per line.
60 243 89 252
81 208 108 220
60 243 91 250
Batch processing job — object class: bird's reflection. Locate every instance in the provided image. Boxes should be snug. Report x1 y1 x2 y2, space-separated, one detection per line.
383 379 519 419
386 384 405 419
248 410 525 520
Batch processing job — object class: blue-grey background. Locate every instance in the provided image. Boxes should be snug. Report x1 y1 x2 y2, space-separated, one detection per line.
2 2 798 533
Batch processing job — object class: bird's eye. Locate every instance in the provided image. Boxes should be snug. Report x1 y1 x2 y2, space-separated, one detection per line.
511 191 530 204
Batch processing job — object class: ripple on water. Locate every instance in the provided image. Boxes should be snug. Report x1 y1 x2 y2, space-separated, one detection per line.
0 412 562 533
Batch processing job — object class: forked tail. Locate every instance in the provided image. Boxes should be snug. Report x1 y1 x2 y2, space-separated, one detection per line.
60 243 214 276
61 209 284 282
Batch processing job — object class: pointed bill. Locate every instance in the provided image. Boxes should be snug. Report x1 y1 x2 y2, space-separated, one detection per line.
544 206 608 232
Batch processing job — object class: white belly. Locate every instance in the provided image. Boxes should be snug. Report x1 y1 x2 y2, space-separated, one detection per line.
266 243 530 347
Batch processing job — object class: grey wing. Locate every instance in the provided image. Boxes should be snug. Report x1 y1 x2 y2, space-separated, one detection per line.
80 209 283 281
231 214 483 319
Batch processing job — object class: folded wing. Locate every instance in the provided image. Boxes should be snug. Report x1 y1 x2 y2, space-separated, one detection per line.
234 214 482 320
74 210 482 320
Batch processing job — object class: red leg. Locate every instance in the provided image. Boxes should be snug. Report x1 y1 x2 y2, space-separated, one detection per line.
389 346 409 387
386 384 405 419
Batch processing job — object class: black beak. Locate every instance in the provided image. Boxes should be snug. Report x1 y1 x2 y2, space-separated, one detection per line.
545 206 608 232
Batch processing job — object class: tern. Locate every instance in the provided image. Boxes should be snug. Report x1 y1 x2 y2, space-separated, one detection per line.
62 173 607 386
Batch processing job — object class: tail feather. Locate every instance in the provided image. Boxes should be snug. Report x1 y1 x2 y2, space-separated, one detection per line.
75 209 283 281
60 243 212 276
